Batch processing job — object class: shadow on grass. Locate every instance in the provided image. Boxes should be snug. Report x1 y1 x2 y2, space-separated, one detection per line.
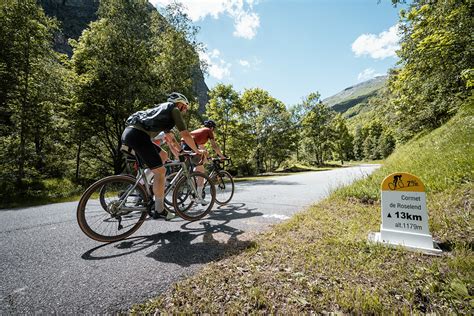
81 202 261 266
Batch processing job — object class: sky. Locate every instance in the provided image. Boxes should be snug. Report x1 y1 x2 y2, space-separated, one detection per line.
151 0 406 106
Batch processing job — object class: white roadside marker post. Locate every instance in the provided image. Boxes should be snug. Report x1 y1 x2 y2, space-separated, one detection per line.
368 172 441 253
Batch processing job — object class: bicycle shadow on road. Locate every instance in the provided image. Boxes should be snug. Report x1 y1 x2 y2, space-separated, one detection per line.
81 202 261 266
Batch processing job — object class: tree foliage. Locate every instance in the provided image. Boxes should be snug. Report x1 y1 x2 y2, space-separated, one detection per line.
300 94 334 166
388 0 473 139
0 0 73 202
71 0 203 177
240 88 295 172
331 114 353 164
71 0 158 175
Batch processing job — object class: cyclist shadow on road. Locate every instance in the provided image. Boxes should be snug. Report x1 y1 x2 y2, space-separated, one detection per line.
145 221 256 267
82 202 262 266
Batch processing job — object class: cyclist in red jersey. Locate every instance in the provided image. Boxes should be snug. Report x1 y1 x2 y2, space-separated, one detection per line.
181 120 226 193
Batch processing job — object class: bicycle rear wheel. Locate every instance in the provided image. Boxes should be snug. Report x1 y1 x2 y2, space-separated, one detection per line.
212 170 234 205
172 172 215 221
77 175 148 242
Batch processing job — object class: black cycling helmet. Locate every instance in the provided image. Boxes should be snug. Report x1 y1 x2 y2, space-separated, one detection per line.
203 120 217 128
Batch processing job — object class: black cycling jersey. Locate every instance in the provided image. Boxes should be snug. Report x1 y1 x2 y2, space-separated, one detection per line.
125 102 187 138
122 102 187 169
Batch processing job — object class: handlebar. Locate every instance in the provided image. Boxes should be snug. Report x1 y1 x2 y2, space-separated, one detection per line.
177 150 205 165
211 157 232 167
166 152 230 167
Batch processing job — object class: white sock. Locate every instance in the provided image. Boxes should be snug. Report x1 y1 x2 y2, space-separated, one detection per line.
155 198 164 214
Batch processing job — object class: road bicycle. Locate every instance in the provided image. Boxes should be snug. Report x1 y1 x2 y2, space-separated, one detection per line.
206 158 234 205
167 156 235 205
77 149 216 243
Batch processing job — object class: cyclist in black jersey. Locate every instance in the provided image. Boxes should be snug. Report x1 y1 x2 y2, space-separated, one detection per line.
121 92 206 219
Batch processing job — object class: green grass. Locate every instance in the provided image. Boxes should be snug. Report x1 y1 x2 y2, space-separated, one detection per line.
336 104 473 201
131 104 473 314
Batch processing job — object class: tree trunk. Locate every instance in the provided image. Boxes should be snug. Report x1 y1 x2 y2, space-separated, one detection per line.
34 130 45 172
18 28 31 183
75 139 82 180
114 136 125 175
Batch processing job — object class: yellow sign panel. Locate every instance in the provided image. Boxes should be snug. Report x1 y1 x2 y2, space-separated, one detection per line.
381 172 425 192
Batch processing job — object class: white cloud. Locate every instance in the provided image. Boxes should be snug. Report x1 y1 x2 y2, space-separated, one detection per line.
233 12 260 39
199 49 231 80
238 57 261 71
151 0 260 39
239 59 250 67
352 24 400 59
150 0 227 21
357 68 383 81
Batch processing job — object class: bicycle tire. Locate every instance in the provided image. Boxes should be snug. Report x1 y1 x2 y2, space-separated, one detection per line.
77 175 148 243
99 174 136 212
212 170 234 205
172 172 215 221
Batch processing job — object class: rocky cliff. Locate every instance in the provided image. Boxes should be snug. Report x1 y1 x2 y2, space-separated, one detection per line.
39 0 209 112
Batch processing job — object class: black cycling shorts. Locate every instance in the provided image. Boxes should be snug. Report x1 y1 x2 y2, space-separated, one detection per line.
121 127 163 169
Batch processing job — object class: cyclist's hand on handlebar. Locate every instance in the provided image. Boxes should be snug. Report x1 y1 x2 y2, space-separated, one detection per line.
197 149 207 156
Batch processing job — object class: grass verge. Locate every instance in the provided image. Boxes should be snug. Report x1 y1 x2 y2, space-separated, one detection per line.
131 105 473 313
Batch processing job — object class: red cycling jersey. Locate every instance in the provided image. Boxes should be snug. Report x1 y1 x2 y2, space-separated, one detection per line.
188 127 214 145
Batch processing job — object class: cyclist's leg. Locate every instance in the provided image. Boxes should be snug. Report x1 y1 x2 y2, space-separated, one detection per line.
193 163 208 202
159 148 169 162
122 127 171 219
138 150 167 217
181 141 205 196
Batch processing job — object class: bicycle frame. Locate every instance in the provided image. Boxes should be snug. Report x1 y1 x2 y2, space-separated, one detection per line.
208 158 231 178
116 156 198 212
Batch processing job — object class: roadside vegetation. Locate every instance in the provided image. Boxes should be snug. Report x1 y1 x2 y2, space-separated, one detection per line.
1 0 376 209
131 102 473 315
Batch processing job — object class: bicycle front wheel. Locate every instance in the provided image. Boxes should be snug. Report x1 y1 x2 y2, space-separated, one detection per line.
172 172 215 221
212 171 234 205
77 175 148 242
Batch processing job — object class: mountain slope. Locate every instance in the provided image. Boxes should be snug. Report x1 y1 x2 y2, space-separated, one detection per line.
323 75 387 114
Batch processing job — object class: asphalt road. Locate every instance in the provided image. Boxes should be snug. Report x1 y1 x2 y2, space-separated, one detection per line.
0 164 379 314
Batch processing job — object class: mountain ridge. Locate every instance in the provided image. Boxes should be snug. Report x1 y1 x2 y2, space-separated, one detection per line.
323 75 387 113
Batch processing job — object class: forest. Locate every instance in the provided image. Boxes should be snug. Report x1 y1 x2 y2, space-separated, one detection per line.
0 0 472 206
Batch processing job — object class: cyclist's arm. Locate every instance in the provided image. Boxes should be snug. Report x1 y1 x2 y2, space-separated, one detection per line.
164 132 181 159
209 138 225 159
171 107 204 155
